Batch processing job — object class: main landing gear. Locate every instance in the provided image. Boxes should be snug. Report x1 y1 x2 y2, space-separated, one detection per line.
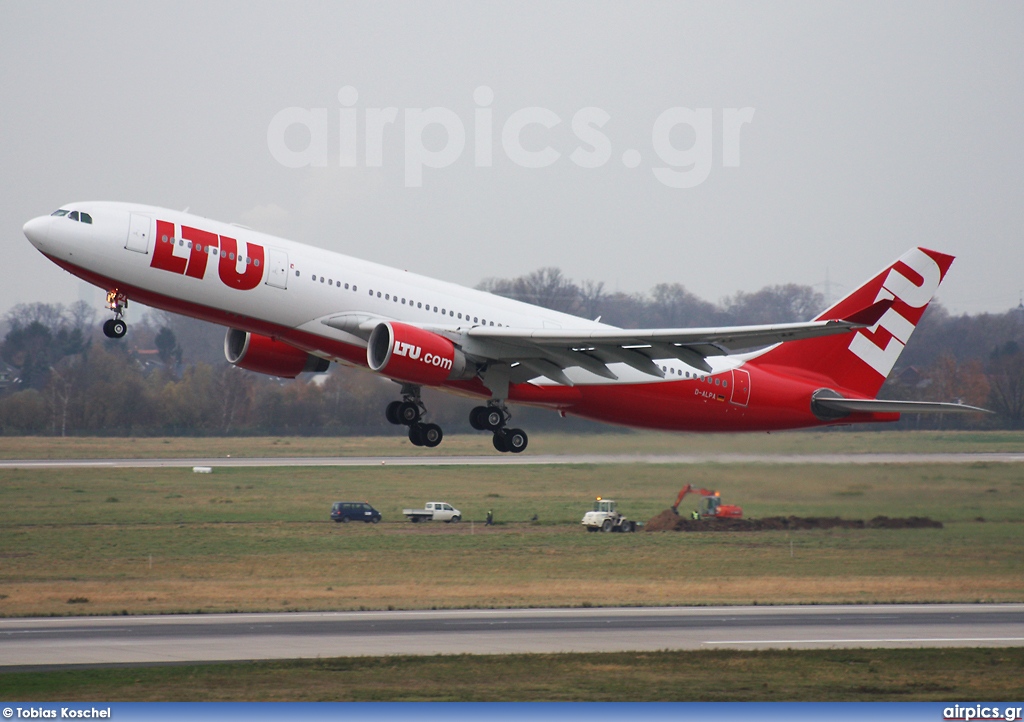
469 402 528 454
385 385 443 448
102 290 128 339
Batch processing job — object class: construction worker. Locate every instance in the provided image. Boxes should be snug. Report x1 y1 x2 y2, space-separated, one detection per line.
485 509 494 526
690 509 699 520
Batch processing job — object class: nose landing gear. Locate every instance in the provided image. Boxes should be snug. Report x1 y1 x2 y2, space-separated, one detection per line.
470 402 528 453
385 384 443 448
102 290 128 339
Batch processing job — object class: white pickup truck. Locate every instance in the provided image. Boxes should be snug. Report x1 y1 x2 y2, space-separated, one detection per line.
402 501 462 523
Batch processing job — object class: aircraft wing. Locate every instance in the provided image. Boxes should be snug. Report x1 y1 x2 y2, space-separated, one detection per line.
454 299 893 385
323 300 891 386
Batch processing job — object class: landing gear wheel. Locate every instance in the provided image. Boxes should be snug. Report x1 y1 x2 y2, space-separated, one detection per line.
469 406 489 431
492 431 509 453
505 428 528 454
398 401 421 425
484 408 505 431
408 423 425 446
103 318 127 339
420 423 443 448
385 401 403 425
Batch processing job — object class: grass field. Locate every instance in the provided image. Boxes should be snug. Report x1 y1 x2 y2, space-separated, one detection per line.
1 432 1022 701
1 439 1022 615
4 648 1023 701
3 429 1024 459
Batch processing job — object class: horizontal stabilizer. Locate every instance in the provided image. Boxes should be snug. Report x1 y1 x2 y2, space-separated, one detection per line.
813 397 990 415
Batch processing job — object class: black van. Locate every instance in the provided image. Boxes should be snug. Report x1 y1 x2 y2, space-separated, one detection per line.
331 501 382 523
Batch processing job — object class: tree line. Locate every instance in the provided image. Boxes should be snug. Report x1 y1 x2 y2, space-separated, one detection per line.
1 269 1022 436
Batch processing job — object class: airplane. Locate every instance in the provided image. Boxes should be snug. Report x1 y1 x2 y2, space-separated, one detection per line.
21 202 985 452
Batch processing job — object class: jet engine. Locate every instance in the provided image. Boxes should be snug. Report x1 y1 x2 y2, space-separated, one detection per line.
224 328 330 378
367 321 472 385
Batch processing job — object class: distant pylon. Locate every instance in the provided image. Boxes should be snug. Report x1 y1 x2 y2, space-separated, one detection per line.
815 268 844 308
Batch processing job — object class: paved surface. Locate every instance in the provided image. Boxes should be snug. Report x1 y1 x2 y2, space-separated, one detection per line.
2 453 1024 469
2 604 1023 669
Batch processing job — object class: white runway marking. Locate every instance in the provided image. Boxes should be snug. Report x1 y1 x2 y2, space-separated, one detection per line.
2 452 1024 469
3 604 1023 667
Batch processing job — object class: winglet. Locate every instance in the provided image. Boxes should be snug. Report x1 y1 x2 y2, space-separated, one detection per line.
840 298 894 327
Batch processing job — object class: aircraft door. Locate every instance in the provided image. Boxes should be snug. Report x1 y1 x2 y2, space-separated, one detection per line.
125 214 152 254
266 249 288 289
730 368 750 407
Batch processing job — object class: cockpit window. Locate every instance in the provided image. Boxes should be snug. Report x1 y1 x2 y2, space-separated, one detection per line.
51 209 93 223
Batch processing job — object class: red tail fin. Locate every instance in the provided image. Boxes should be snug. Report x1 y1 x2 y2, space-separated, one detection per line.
756 247 954 398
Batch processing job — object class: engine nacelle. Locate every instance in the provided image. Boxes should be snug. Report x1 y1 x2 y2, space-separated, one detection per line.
367 321 471 385
224 328 330 378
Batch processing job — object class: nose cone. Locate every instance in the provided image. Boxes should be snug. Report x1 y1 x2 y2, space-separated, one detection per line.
23 215 51 249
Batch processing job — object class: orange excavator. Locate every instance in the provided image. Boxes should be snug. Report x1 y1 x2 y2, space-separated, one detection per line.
672 484 743 518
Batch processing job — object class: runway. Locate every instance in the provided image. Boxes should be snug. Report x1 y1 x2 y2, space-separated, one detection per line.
2 452 1024 469
2 604 1023 669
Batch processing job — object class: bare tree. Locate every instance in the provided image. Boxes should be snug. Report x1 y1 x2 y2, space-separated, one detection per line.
988 342 1024 427
723 284 825 324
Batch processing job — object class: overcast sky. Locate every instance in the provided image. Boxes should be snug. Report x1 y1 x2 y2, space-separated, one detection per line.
3 2 1023 322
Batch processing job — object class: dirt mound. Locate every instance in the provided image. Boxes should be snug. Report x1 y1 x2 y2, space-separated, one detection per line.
644 509 942 532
